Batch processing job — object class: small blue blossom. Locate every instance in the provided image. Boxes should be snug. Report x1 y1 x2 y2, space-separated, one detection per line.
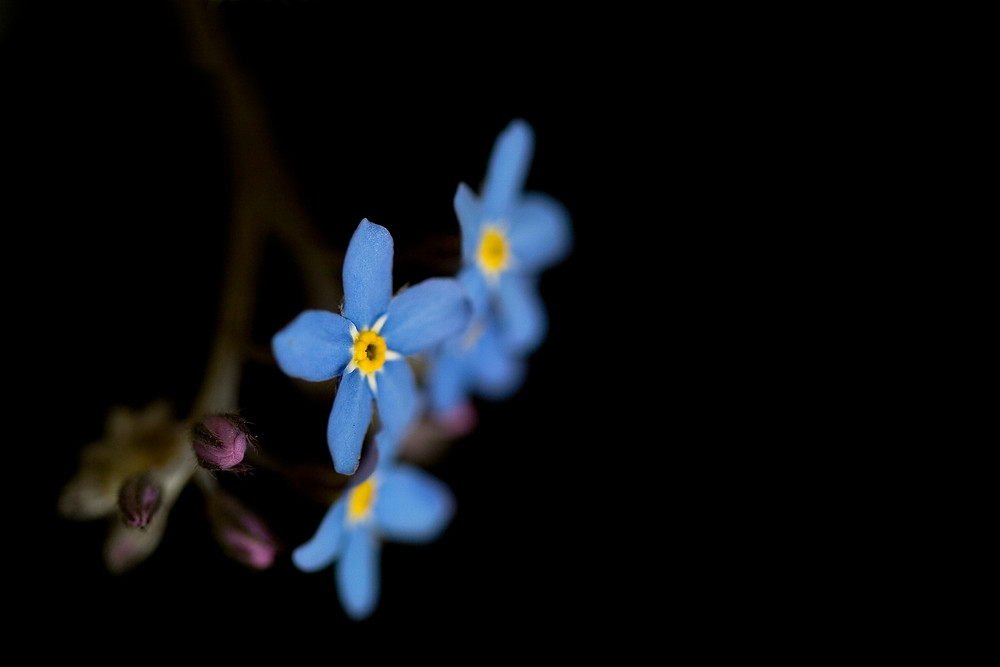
425 120 571 416
291 445 456 620
453 118 572 354
272 219 472 474
426 279 528 416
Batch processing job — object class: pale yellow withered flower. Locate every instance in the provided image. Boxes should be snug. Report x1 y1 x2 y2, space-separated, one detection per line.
58 399 197 573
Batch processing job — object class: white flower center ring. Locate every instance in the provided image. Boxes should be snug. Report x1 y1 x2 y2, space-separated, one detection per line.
345 314 401 393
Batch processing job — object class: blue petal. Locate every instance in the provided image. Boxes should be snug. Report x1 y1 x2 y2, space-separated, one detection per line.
472 324 528 401
291 499 346 572
374 428 401 464
483 119 534 218
373 359 419 444
351 440 380 485
328 370 373 475
497 274 548 353
458 265 491 324
375 465 455 544
271 310 353 381
342 219 394 330
427 351 472 415
380 278 472 356
509 193 573 273
336 528 381 620
454 182 482 262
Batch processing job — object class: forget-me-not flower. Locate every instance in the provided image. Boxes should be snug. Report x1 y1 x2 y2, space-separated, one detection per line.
292 446 456 620
426 284 528 416
272 219 472 474
425 120 571 416
453 118 572 354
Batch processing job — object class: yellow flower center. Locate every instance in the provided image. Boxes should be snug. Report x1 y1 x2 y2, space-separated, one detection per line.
477 225 510 277
352 330 387 374
347 477 377 523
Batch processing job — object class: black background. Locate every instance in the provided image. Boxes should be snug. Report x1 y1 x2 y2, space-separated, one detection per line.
0 2 921 656
2 0 656 650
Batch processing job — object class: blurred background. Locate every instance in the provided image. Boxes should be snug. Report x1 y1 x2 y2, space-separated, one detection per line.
2 0 644 646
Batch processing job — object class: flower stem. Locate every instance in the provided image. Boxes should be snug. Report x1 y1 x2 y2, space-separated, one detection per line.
175 0 340 417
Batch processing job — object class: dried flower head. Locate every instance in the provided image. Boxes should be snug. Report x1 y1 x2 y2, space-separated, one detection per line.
58 400 190 522
58 400 196 574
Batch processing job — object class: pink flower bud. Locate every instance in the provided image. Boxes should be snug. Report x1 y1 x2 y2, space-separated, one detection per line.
207 491 279 570
435 400 478 437
117 472 162 528
191 413 257 471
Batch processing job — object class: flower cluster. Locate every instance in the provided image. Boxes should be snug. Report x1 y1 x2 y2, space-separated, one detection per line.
273 119 571 619
57 118 570 622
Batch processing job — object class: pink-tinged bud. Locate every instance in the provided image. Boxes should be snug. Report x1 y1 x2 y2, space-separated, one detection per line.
191 413 257 471
207 491 279 570
117 472 162 528
436 401 478 437
104 510 169 574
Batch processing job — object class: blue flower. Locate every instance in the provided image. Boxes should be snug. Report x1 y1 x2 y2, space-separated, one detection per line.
291 450 456 620
425 120 571 416
453 118 572 354
272 219 472 474
426 278 528 416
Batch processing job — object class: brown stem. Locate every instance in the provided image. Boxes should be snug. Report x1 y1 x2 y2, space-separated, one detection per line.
173 0 341 417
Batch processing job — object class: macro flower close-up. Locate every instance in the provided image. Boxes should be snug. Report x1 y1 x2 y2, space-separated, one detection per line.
272 218 472 474
292 450 456 620
14 0 611 642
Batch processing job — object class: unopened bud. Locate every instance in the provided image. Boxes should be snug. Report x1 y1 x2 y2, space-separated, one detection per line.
117 472 162 528
207 491 279 570
435 400 478 438
192 413 257 471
